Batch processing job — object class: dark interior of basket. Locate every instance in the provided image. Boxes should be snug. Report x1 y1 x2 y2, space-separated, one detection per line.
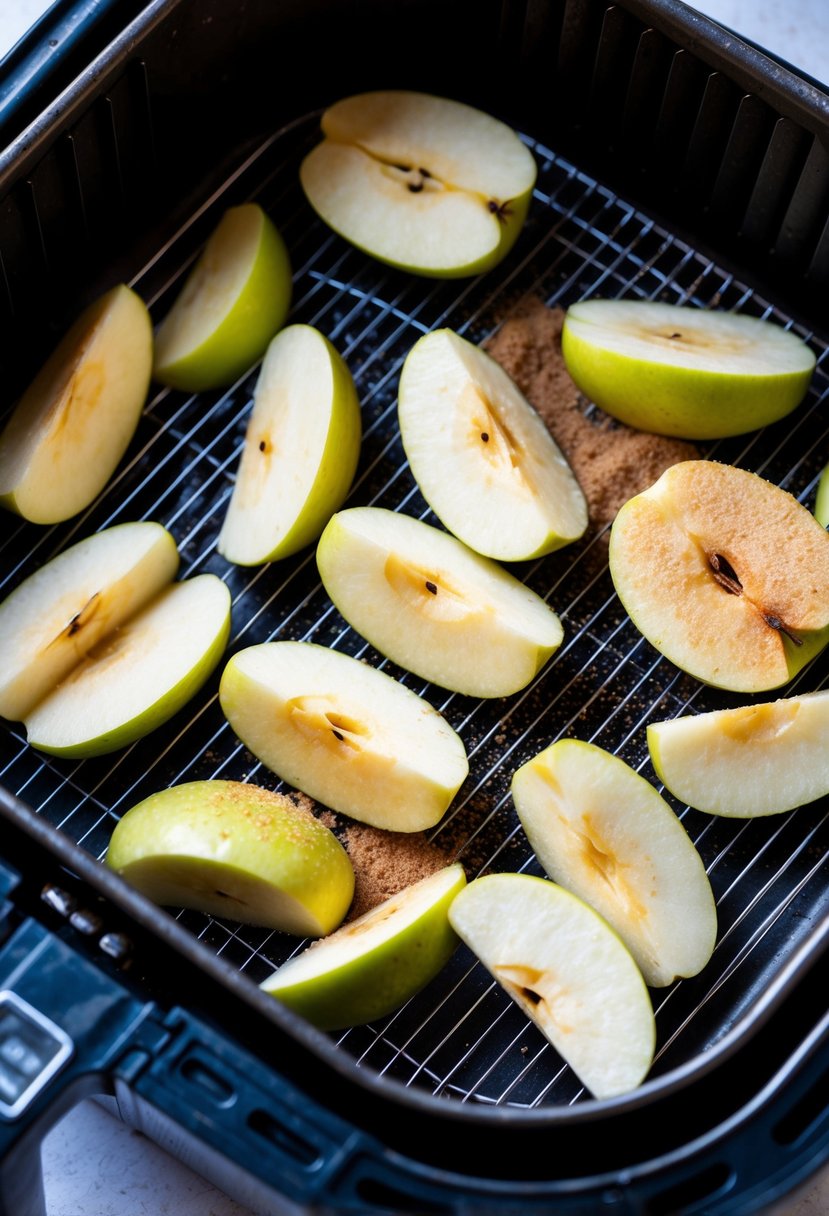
1 28 828 1109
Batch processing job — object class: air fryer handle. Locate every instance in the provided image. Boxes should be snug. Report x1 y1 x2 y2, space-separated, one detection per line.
0 913 168 1216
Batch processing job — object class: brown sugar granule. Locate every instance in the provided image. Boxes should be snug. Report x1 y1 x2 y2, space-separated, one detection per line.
484 295 699 533
342 823 452 921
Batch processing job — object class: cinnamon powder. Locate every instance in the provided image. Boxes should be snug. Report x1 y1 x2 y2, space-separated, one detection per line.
484 295 699 532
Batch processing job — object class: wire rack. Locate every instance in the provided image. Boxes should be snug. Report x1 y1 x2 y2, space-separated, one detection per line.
1 111 828 1110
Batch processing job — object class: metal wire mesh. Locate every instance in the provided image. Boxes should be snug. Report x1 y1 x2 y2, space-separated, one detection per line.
1 111 828 1109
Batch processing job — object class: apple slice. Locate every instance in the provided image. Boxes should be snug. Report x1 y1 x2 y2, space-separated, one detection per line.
511 739 716 987
561 300 815 439
219 641 468 831
153 203 292 392
25 573 231 757
609 460 829 692
316 508 563 697
0 285 153 524
106 780 354 935
218 325 361 565
398 328 587 560
448 873 655 1099
816 463 829 528
0 521 179 723
261 863 466 1029
648 690 829 818
299 91 537 278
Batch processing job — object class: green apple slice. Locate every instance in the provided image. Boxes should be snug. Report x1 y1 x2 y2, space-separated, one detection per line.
218 325 361 565
316 508 563 697
0 285 153 523
511 740 716 987
153 203 292 392
219 641 468 831
261 862 466 1029
561 300 815 439
448 873 655 1099
816 464 829 528
25 573 231 757
0 521 179 723
300 91 537 278
398 328 587 560
609 461 829 692
106 779 354 934
648 690 829 818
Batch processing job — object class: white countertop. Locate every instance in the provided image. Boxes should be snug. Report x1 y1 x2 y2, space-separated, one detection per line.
2 2 828 1214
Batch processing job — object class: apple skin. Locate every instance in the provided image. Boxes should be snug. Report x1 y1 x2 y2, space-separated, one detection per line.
218 325 361 565
316 507 564 698
0 285 153 523
261 863 466 1029
648 690 829 818
299 91 536 279
106 780 354 935
816 464 829 528
218 640 468 831
153 203 292 392
609 461 829 693
511 739 717 987
561 300 815 439
448 872 655 1100
397 328 587 561
25 573 231 758
0 521 179 723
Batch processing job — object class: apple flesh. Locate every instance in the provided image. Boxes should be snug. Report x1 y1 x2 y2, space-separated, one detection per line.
0 285 153 523
261 863 466 1029
218 324 361 565
219 640 468 831
609 460 829 692
106 780 354 935
648 690 829 818
0 521 178 722
448 873 655 1099
561 300 815 439
153 203 292 392
25 573 231 757
511 739 716 987
300 91 537 278
398 328 587 560
316 507 563 697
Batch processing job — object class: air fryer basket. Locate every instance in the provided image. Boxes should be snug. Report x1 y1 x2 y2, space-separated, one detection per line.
0 0 828 1212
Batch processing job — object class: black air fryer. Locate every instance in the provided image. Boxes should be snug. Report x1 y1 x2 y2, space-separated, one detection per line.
0 2 827 1213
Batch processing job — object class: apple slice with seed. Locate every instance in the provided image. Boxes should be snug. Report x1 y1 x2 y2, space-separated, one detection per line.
609 460 829 692
107 780 354 935
561 300 815 439
398 328 587 560
25 573 231 757
217 324 361 565
648 690 829 817
511 739 716 987
448 873 655 1099
219 640 468 830
0 285 153 523
300 91 537 278
316 507 563 697
0 521 179 722
261 863 466 1029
